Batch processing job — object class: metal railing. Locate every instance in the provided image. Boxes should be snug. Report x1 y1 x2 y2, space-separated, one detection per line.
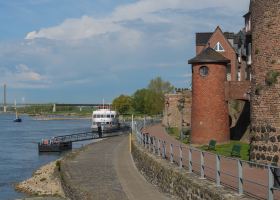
132 120 280 200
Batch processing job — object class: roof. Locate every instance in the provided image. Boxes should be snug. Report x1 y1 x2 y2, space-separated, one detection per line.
188 47 230 64
196 32 212 45
196 31 236 45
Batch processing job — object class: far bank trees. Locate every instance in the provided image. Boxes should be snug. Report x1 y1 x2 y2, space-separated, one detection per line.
112 77 174 115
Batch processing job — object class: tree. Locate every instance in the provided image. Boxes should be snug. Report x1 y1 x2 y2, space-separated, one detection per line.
132 89 147 114
112 95 132 114
148 76 174 95
132 89 163 115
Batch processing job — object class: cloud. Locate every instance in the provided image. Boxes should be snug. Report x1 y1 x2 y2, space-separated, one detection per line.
25 0 249 41
0 64 50 88
0 0 250 102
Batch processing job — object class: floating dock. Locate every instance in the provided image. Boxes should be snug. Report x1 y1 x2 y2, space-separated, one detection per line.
38 125 130 152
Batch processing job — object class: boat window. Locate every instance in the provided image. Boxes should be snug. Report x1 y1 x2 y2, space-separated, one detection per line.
106 122 109 124
111 115 114 118
97 115 100 118
107 115 110 118
93 115 96 118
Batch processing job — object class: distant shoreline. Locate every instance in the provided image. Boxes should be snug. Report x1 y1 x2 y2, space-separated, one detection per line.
32 116 91 121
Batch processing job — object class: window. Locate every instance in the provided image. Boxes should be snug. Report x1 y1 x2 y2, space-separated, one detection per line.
111 115 115 118
226 64 231 81
107 115 110 118
214 42 225 52
199 66 209 77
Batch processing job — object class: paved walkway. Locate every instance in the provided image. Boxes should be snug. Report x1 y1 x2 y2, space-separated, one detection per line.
62 134 171 200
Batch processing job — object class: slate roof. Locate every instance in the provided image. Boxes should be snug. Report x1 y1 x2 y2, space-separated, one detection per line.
196 31 236 45
196 32 212 45
188 47 230 64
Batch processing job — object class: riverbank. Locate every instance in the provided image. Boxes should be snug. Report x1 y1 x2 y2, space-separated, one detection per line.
15 160 65 198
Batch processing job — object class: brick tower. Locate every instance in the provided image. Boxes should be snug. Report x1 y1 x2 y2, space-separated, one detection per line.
188 47 230 144
250 0 280 164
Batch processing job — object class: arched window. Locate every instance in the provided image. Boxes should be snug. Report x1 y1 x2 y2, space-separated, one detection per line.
199 66 209 77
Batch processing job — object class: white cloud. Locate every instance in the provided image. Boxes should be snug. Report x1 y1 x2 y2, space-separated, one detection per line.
0 0 250 102
0 64 50 88
25 0 249 41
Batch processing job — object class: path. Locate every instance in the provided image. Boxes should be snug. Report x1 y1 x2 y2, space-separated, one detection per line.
62 134 171 200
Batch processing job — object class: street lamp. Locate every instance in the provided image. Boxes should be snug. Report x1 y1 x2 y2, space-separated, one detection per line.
177 97 185 140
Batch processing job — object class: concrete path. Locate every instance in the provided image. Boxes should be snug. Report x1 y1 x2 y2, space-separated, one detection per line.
62 134 171 200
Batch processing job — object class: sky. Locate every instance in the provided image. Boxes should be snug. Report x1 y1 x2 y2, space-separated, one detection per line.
0 0 250 104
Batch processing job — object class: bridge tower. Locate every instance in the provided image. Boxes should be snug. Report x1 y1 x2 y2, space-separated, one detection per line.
188 47 230 144
3 84 7 112
250 0 280 164
52 104 56 112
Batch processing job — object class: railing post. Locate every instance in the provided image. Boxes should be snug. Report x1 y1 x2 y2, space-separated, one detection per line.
238 160 243 195
153 137 156 154
200 151 205 179
216 155 221 186
188 148 192 173
157 139 161 156
146 135 149 150
179 145 183 169
148 135 151 152
170 143 174 163
162 141 166 159
268 166 274 200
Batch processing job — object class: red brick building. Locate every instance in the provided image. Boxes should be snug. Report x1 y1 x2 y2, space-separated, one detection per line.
188 47 230 144
196 26 251 82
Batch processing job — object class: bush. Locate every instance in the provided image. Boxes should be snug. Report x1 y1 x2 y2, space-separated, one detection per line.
265 70 280 86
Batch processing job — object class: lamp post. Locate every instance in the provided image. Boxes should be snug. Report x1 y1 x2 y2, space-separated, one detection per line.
177 97 185 140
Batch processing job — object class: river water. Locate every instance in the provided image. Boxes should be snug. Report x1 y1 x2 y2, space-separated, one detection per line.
0 113 92 200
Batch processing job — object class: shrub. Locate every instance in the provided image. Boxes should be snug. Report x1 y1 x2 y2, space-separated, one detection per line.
265 70 280 86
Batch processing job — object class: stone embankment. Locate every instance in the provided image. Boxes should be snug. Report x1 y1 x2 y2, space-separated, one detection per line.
15 160 65 198
131 137 252 200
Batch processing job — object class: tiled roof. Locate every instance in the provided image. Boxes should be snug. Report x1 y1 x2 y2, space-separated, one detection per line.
188 47 230 64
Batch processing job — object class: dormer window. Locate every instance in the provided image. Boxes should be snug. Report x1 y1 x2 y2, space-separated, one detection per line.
214 42 224 52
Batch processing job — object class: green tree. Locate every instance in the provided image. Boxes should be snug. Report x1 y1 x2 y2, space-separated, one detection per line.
112 95 132 114
132 89 147 114
148 76 174 94
132 89 163 115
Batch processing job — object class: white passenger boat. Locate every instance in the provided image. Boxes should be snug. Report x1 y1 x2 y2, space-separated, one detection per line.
91 108 120 132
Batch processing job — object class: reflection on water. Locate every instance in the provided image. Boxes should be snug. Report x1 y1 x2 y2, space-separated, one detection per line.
0 113 91 200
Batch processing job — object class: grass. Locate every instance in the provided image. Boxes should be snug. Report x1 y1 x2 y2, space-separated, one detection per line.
166 127 190 144
200 140 250 161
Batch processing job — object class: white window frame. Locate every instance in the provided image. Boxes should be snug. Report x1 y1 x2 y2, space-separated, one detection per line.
214 42 225 52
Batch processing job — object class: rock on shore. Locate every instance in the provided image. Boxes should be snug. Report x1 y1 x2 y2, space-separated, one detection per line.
15 160 65 198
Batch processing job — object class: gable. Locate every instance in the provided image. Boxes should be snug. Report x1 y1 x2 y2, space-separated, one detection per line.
206 27 235 53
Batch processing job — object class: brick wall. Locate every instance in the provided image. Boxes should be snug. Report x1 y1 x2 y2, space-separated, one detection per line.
162 90 191 128
225 81 251 101
191 63 229 144
250 0 280 165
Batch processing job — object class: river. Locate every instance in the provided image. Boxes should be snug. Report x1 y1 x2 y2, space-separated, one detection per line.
0 113 92 200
